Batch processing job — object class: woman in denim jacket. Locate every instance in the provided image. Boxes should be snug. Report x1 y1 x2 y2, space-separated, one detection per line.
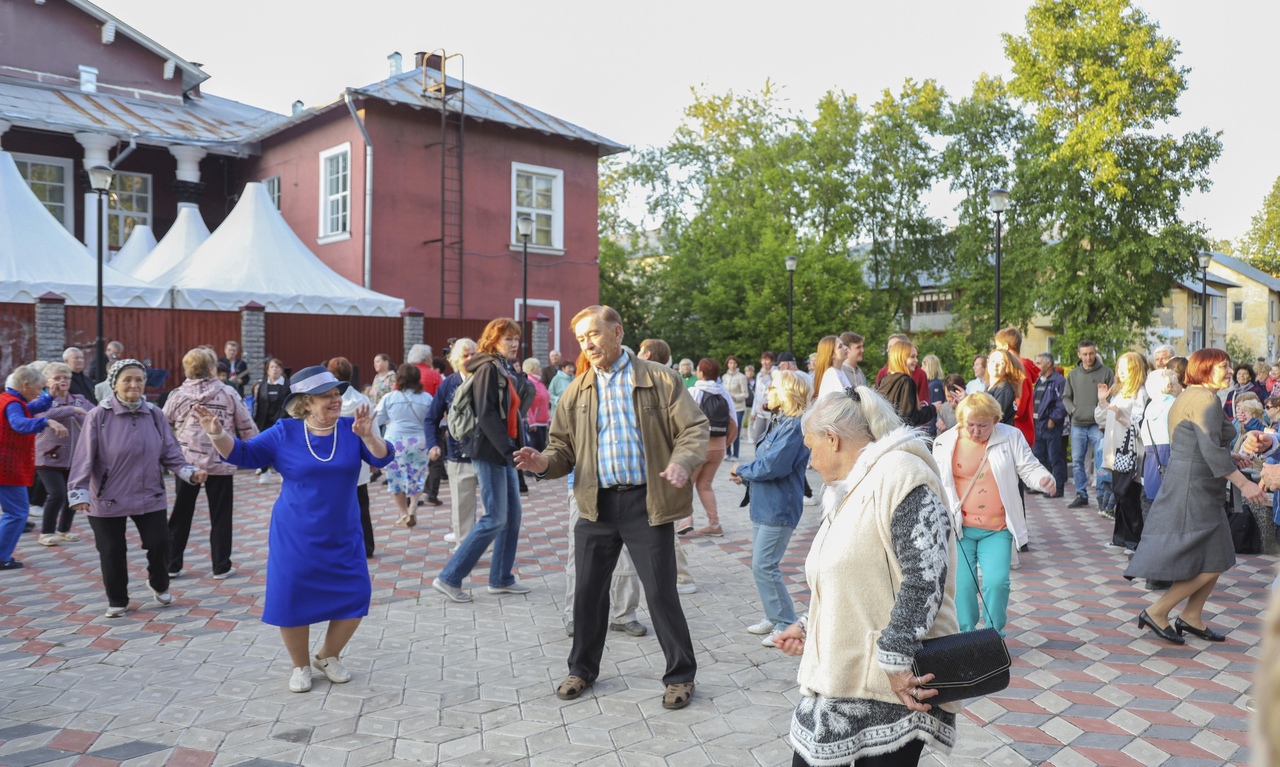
729 369 811 647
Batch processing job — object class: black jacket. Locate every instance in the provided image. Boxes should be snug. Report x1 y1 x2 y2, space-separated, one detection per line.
252 379 287 432
70 371 97 405
464 353 535 466
876 372 936 428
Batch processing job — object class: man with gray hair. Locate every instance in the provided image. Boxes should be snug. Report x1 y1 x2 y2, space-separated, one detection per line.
63 347 97 404
1032 352 1067 497
1151 344 1175 370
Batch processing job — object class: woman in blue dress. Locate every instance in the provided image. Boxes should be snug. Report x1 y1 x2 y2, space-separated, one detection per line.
193 365 393 693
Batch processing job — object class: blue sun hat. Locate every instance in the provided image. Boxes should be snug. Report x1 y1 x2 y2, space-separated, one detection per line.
281 365 350 412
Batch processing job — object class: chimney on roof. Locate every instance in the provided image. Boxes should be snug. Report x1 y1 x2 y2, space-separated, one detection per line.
78 65 97 92
292 100 305 116
414 51 428 70
388 52 402 77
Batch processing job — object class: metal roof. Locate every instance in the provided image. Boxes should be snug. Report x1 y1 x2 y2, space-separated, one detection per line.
339 67 627 157
66 0 209 91
0 78 288 152
1205 250 1280 293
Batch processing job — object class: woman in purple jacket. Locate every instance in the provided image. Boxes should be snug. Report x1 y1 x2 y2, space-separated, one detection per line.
69 360 206 618
35 362 92 547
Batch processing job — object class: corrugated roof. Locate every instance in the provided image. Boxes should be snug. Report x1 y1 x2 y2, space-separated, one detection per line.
343 67 626 157
1205 250 1280 293
0 78 287 151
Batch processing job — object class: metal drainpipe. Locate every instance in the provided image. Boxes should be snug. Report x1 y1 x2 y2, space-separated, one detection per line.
344 91 374 289
109 136 137 169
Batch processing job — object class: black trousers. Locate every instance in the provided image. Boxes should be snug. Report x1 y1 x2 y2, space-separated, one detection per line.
792 739 924 767
1032 422 1067 495
426 456 447 502
358 484 374 557
1112 477 1144 551
88 510 170 608
568 486 696 686
167 474 234 575
36 468 74 535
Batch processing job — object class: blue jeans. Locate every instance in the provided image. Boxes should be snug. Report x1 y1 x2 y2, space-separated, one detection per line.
729 411 744 458
0 485 30 563
1070 424 1104 500
1032 422 1066 494
955 527 1013 636
751 522 798 627
438 458 522 588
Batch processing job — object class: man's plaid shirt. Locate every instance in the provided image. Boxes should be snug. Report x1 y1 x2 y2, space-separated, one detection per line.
595 352 646 487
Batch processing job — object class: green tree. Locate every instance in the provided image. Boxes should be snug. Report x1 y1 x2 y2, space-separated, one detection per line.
1239 175 1280 276
1002 0 1221 352
597 157 659 344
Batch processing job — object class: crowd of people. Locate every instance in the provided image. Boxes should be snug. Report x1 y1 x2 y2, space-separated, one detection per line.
2 314 1278 767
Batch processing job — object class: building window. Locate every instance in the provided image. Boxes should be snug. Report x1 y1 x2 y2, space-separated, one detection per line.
1233 302 1244 322
912 291 954 315
107 172 151 248
263 175 281 209
1272 300 1277 323
318 143 351 241
1190 292 1202 309
511 162 564 251
12 153 74 231
1190 328 1203 351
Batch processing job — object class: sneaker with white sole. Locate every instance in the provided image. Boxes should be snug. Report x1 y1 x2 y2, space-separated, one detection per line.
746 618 777 635
313 655 352 683
487 582 531 595
444 532 457 543
761 628 786 648
432 577 472 603
104 605 127 618
289 666 312 693
56 531 79 542
676 583 697 595
149 584 173 606
212 568 234 580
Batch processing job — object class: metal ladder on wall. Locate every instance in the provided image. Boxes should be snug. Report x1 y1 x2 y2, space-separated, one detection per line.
423 51 465 318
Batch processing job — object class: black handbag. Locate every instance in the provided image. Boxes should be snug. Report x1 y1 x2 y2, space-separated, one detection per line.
891 452 1012 705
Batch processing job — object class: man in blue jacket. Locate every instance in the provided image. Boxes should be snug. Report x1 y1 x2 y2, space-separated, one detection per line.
1032 353 1067 498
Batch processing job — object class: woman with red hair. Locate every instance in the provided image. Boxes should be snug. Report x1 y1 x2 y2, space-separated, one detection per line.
1126 348 1266 644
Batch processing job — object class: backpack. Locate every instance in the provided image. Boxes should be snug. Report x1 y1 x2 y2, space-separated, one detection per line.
446 361 506 444
699 391 731 438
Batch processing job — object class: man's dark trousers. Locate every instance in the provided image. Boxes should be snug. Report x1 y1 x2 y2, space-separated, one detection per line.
568 486 696 686
1033 421 1067 496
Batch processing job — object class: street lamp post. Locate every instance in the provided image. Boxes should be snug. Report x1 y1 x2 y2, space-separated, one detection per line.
517 215 534 361
88 165 114 383
989 188 1010 334
1198 251 1213 350
785 255 798 355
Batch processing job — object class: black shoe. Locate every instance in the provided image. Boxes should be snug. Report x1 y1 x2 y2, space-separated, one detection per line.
1174 617 1227 642
23 521 35 533
1067 495 1089 509
1137 610 1185 644
1049 492 1064 499
1018 544 1030 553
1146 579 1172 591
425 497 444 507
0 559 23 570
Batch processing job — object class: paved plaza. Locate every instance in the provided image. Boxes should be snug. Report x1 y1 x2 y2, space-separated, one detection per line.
0 445 1271 767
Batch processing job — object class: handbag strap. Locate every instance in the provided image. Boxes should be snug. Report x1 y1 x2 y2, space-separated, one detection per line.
1142 417 1166 470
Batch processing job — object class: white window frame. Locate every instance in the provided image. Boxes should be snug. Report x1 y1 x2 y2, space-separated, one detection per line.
263 175 281 209
317 143 351 244
1233 301 1244 323
12 152 74 232
510 162 564 255
106 170 151 249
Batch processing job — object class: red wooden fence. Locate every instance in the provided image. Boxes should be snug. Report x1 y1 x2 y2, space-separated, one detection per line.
423 318 491 357
65 306 241 390
0 303 36 378
265 313 403 389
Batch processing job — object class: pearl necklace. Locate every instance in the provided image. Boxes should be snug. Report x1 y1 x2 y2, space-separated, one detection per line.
303 419 338 462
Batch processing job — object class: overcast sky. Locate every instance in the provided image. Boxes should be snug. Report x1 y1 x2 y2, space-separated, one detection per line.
98 0 1277 241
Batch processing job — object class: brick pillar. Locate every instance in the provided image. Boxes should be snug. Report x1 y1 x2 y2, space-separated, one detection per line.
402 306 424 364
240 301 265 380
532 314 550 365
35 292 67 362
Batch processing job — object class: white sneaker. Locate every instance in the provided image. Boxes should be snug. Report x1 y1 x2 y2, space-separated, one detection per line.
259 470 272 484
149 584 173 606
432 577 472 603
313 655 351 683
38 534 58 547
104 605 127 619
289 666 312 693
676 583 697 595
444 532 457 543
803 496 822 507
212 569 235 580
746 618 776 635
487 582 531 595
761 628 785 648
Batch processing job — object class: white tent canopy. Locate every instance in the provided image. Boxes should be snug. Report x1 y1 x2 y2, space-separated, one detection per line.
127 207 210 282
163 182 404 316
0 151 167 307
107 223 157 275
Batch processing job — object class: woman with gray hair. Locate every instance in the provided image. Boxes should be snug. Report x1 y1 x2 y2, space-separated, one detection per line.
407 343 443 395
0 365 68 570
34 362 92 547
772 387 961 766
425 339 480 545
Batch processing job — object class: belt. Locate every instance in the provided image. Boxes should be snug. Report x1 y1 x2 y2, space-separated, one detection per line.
600 484 645 492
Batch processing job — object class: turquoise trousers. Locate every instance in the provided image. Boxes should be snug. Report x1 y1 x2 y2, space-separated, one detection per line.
956 526 1013 636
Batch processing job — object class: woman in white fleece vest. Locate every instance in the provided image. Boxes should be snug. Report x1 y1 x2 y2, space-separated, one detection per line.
773 386 961 767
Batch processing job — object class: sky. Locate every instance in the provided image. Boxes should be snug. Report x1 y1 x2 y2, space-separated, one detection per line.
96 0 1279 241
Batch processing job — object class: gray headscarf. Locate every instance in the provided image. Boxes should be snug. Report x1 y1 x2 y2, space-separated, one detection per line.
107 359 147 411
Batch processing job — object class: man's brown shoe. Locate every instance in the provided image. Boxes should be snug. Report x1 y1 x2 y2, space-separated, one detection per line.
556 675 591 700
662 681 695 710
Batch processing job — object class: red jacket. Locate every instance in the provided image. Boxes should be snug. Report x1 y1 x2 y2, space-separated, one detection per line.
0 392 36 486
414 363 443 397
1015 357 1040 447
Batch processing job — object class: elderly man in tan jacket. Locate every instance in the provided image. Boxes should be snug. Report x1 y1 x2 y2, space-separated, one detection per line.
516 305 708 711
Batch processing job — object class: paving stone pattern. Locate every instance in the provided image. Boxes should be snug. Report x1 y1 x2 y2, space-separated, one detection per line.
0 446 1270 766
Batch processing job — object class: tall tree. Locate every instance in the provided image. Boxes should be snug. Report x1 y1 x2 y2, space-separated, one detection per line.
1239 175 1280 276
1003 0 1221 351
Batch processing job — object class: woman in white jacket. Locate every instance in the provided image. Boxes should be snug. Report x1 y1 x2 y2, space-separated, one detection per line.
1096 352 1149 550
933 392 1054 637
